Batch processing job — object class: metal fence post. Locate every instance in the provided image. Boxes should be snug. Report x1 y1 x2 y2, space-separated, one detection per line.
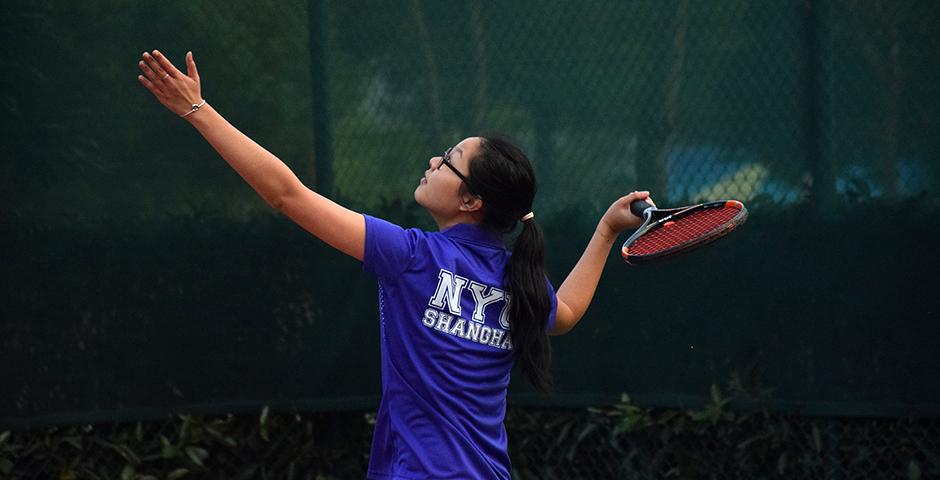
308 0 334 198
803 0 834 214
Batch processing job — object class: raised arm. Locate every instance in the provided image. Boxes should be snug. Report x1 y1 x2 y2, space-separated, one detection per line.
550 191 653 335
137 50 364 260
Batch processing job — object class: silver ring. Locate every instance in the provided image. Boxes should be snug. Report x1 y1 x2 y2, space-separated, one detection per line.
161 73 170 79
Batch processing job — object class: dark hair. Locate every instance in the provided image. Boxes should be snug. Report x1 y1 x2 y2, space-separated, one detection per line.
466 135 552 391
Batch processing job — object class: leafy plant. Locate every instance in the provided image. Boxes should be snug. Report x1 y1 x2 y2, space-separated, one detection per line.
4 379 937 479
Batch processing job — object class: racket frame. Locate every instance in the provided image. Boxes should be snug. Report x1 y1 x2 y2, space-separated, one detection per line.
621 200 748 265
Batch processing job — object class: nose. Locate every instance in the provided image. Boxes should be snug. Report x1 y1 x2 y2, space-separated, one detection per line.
429 154 440 169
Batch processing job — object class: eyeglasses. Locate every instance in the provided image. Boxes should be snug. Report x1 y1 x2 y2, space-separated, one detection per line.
437 147 478 194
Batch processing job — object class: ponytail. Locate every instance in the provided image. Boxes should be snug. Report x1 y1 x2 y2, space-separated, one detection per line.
508 219 553 391
468 136 553 391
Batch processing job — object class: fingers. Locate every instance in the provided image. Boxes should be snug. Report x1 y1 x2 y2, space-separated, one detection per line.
141 51 170 82
615 190 656 217
138 57 161 83
186 51 199 80
151 49 185 79
631 191 656 207
623 190 650 204
137 73 161 96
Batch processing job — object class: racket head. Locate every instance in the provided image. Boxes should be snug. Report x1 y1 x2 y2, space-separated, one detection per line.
621 200 748 265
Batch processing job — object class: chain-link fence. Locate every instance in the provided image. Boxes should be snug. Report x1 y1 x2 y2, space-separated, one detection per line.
320 0 938 216
8 0 931 222
3 0 939 478
4 405 938 479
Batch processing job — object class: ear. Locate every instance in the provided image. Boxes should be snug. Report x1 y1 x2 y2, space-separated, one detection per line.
458 191 484 213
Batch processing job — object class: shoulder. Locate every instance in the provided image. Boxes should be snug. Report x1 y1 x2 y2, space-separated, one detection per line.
362 215 435 278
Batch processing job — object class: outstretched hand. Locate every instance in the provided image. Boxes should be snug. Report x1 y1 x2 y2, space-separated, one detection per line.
598 191 656 239
137 50 202 117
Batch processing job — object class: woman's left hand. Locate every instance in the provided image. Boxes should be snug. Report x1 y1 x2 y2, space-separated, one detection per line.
137 50 203 118
598 191 656 239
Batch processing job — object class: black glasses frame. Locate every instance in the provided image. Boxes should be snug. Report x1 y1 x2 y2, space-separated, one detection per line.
438 147 478 195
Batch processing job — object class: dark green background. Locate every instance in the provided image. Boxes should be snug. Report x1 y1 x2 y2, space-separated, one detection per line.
2 0 938 429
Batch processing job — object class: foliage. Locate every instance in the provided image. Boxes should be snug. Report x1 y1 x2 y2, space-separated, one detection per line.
1 409 371 480
506 377 938 480
4 381 937 479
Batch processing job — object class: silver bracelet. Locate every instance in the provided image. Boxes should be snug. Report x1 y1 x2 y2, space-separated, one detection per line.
181 100 206 117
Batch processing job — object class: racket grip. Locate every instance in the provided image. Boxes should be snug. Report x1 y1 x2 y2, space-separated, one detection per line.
630 200 652 218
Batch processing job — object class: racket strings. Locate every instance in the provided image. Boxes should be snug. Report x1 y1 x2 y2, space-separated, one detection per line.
629 206 741 256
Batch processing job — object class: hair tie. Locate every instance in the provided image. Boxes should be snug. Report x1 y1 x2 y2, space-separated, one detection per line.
520 212 535 222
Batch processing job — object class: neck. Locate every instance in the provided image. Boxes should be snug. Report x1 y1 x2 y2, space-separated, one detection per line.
431 211 483 231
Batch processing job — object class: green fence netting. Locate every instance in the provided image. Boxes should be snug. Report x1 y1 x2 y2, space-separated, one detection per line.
2 0 938 432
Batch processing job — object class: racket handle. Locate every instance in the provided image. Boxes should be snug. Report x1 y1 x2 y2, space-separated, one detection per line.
630 200 653 218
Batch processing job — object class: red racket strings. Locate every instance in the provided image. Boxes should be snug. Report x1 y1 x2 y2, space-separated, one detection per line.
627 205 742 256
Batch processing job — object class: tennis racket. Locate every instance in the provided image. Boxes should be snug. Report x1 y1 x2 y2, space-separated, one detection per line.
621 200 748 265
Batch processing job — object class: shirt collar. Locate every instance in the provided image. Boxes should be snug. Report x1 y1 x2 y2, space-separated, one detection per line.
441 222 505 248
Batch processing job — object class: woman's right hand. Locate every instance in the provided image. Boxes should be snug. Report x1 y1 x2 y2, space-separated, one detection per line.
137 50 203 118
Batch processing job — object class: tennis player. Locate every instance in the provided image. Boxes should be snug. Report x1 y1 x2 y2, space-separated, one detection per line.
138 50 653 479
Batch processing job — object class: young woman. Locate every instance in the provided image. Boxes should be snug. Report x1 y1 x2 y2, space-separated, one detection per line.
138 50 654 479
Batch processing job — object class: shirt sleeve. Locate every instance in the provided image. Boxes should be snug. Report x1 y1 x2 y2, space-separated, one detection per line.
546 278 558 333
362 214 422 279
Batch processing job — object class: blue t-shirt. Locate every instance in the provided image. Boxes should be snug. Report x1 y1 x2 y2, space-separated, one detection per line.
362 215 557 480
